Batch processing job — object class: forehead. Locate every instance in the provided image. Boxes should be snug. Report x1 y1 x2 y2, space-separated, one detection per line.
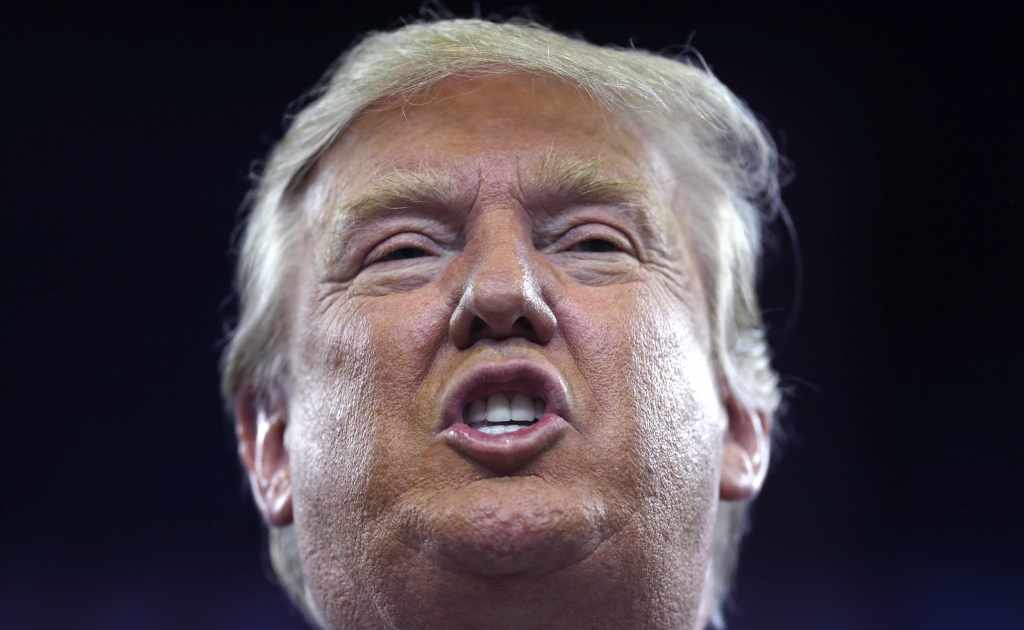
308 73 675 215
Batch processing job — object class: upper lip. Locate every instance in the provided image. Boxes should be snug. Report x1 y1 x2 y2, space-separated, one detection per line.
434 353 571 434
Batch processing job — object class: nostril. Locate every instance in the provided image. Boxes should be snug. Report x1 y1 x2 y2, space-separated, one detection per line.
470 317 485 334
514 316 533 331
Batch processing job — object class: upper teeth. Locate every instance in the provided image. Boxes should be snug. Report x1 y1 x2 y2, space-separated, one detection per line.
465 392 545 425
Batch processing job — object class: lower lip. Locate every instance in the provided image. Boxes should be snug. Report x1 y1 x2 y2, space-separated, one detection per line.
441 414 566 473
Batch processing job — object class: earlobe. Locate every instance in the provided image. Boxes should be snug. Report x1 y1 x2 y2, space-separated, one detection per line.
719 398 771 501
236 385 294 527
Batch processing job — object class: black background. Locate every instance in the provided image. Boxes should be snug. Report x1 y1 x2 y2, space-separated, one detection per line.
2 1 1022 628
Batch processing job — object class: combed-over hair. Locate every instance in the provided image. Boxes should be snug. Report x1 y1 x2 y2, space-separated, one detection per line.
222 17 783 629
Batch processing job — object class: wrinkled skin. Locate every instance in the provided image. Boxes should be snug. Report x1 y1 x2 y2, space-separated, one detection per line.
239 75 762 630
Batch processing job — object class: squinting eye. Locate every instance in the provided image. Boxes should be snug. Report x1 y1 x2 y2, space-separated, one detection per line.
576 238 621 253
385 247 427 261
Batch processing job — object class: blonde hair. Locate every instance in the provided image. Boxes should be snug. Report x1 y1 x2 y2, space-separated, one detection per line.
222 17 783 628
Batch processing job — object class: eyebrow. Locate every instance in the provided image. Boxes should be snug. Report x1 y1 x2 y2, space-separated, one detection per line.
521 149 651 214
322 152 659 264
322 166 466 263
522 151 666 248
338 150 651 218
342 166 462 219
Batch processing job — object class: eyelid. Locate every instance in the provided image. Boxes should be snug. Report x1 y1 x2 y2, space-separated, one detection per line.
551 223 637 256
363 232 441 266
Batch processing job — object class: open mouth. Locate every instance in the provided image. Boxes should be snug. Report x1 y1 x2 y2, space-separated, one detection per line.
438 357 569 472
463 392 546 435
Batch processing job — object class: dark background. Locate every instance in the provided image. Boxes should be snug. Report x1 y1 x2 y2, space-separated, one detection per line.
2 1 1022 628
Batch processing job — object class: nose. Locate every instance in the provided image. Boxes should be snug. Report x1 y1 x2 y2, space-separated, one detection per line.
449 211 557 349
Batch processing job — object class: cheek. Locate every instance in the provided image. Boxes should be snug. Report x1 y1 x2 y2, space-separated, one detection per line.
631 280 724 486
286 286 452 565
629 285 725 581
287 301 376 528
558 278 724 524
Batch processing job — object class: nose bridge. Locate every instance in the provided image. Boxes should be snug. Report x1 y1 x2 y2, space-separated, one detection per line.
449 204 557 348
470 208 533 310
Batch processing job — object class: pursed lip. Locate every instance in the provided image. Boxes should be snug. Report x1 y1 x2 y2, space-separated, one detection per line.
434 355 573 473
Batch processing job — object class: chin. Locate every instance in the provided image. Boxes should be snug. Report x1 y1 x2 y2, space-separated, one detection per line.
401 475 613 577
299 485 715 630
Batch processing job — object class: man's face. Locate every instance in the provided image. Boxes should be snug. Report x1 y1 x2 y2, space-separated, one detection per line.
285 74 728 629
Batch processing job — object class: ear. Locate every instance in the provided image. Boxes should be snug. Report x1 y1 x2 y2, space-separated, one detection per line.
235 384 293 526
719 397 772 501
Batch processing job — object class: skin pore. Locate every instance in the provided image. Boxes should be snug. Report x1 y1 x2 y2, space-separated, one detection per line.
236 74 769 630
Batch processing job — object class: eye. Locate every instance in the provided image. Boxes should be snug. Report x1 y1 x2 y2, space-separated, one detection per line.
555 224 634 257
363 233 439 268
574 238 621 253
385 247 427 261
